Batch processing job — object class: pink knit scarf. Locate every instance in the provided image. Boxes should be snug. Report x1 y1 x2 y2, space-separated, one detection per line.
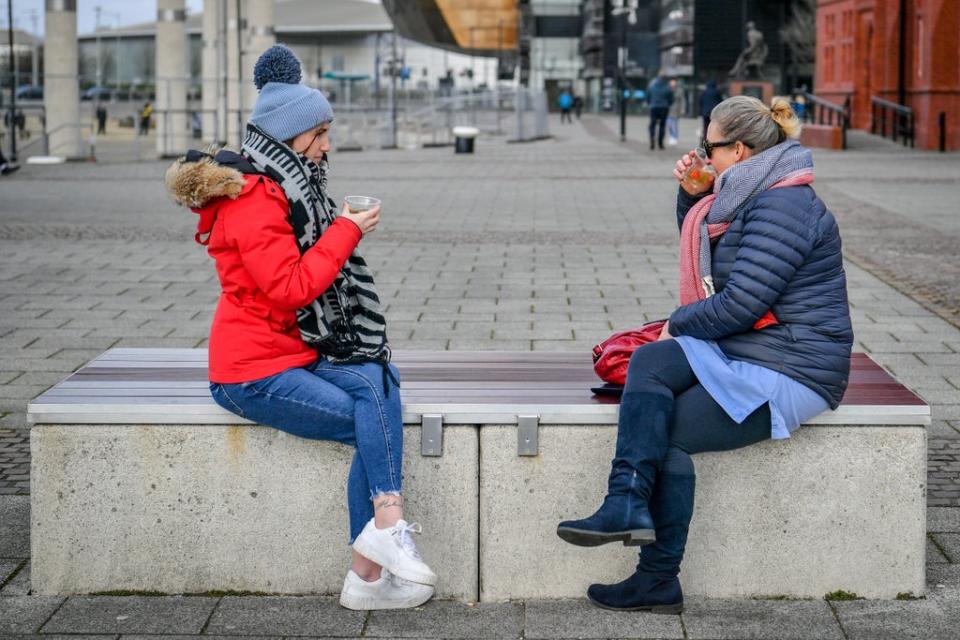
678 170 814 327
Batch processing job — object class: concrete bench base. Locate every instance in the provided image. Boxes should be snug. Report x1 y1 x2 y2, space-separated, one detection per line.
30 424 479 600
480 424 926 600
32 421 925 601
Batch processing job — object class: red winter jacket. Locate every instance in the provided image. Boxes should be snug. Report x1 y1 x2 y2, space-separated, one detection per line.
172 162 362 383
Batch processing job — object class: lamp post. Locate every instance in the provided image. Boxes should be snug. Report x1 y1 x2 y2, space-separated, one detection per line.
94 5 102 93
611 0 638 143
6 0 17 162
27 7 37 87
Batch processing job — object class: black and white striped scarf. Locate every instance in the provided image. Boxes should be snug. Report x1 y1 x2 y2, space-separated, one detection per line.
241 123 391 368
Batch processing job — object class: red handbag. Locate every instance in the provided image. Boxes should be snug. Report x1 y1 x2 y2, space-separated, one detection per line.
592 311 779 386
592 320 667 385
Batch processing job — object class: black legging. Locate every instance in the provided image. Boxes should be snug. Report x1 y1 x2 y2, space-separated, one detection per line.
625 338 771 458
620 338 771 575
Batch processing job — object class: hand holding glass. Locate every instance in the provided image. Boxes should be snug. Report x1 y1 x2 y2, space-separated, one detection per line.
681 148 717 192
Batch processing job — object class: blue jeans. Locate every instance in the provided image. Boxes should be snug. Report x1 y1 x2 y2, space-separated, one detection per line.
210 359 404 543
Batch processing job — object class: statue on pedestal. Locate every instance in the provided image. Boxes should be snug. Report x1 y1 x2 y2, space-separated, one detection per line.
729 21 769 80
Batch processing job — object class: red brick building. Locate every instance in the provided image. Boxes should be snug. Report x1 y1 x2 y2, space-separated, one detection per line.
815 0 959 150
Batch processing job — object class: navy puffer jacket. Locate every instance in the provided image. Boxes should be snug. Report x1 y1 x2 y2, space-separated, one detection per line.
668 185 853 408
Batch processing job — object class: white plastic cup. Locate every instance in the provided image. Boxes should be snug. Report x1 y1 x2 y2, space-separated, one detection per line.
344 195 381 213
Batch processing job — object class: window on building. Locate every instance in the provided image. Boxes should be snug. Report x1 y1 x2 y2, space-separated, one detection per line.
332 54 344 72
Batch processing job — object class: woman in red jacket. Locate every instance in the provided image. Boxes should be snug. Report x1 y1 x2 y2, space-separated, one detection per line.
165 45 435 611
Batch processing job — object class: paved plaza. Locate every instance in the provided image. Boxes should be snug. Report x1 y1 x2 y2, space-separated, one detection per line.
1 115 959 637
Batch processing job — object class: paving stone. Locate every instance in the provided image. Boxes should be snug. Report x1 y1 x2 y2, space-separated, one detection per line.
446 339 531 351
860 340 954 354
0 495 29 527
913 389 960 405
111 338 203 348
928 537 950 563
0 559 31 595
681 597 843 640
0 358 83 373
933 406 960 421
0 635 115 640
524 598 683 639
365 601 523 638
0 385 51 400
930 533 960 563
928 421 960 439
0 596 65 634
42 596 218 635
123 636 280 640
927 563 960 596
204 596 364 637
0 558 22 585
929 508 960 533
832 597 960 640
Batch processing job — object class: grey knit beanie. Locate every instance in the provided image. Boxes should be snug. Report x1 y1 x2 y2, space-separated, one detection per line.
249 45 334 141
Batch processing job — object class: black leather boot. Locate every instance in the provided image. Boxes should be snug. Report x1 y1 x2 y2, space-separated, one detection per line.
557 391 673 548
586 456 694 613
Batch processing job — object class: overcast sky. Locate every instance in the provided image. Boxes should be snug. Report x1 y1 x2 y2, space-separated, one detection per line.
4 1 386 35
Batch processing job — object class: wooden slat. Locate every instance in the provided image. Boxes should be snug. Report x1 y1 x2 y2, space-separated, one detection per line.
28 348 930 426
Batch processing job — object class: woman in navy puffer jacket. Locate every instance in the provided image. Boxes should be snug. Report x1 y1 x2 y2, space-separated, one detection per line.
557 96 853 613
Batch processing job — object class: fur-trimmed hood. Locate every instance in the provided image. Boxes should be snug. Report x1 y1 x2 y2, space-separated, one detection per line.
167 149 275 246
165 149 251 209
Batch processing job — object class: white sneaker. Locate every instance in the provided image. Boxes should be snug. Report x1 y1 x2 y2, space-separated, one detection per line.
352 518 438 586
339 568 434 610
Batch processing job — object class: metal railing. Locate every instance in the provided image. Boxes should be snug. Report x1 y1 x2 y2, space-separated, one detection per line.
801 92 850 150
871 96 914 147
329 88 550 152
4 86 552 160
938 111 947 153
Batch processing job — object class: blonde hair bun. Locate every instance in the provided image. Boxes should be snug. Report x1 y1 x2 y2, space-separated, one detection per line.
770 97 802 139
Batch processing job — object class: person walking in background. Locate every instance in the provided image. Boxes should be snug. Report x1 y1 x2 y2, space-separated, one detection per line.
573 94 584 120
558 89 574 124
699 79 723 137
139 101 153 136
667 79 686 146
0 148 19 176
647 74 673 150
15 110 26 139
96 105 108 135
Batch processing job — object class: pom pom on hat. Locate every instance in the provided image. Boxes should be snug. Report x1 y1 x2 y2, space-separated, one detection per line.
250 44 333 141
253 44 302 91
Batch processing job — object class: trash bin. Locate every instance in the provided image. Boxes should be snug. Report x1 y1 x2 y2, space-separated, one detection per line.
453 126 479 154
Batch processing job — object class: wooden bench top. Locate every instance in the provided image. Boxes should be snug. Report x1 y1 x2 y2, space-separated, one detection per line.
27 348 929 426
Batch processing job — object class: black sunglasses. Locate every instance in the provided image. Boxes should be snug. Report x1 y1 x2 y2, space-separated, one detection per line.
700 138 754 159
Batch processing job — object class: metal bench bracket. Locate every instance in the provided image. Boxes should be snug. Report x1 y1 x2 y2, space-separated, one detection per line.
517 415 540 456
421 414 443 457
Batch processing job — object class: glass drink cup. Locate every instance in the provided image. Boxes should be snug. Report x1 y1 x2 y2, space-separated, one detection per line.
682 148 717 191
344 195 381 213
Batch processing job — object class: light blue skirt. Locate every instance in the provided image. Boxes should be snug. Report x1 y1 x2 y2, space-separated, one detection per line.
675 336 830 440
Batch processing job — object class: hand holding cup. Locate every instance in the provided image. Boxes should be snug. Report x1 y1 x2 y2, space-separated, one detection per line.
673 149 716 196
340 196 381 237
